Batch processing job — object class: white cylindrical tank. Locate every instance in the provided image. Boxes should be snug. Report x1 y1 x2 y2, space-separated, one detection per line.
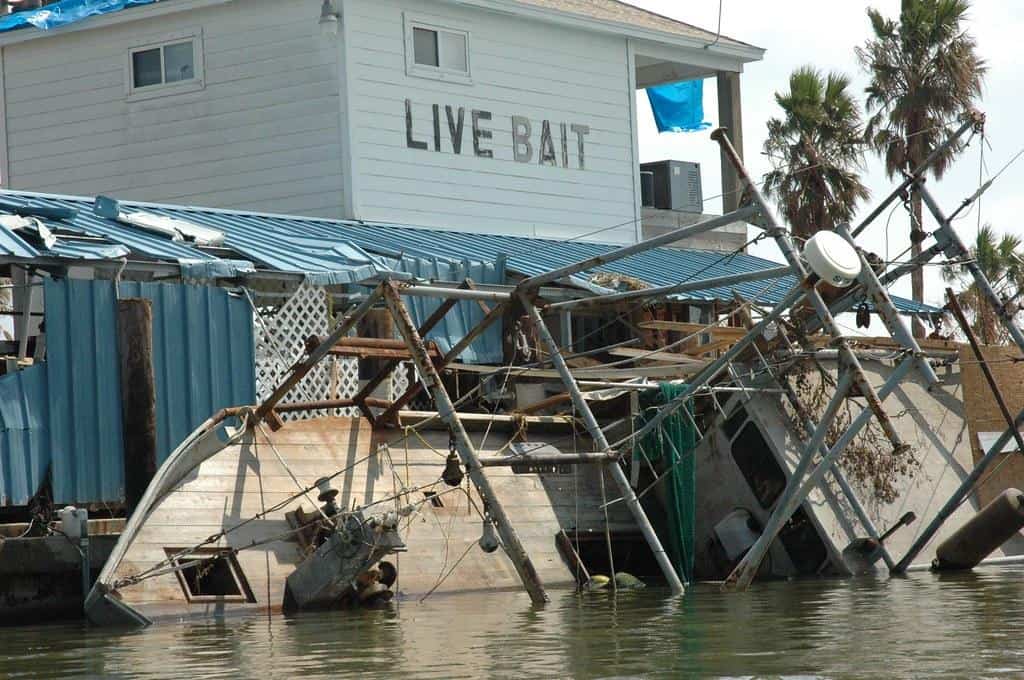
803 231 862 287
58 506 88 539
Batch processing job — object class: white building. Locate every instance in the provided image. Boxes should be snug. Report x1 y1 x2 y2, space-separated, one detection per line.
0 0 762 244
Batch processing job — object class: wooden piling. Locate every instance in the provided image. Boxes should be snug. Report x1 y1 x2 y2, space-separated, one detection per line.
117 298 157 516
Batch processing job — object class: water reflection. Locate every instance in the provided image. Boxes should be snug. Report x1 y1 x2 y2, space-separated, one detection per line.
4 566 1024 678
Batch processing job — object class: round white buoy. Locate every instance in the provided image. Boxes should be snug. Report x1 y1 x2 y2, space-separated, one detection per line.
802 231 862 287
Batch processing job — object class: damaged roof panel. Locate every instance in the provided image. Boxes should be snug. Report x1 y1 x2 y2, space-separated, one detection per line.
0 189 942 315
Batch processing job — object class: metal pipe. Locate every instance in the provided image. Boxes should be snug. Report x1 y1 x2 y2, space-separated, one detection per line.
834 222 939 388
922 183 1024 350
772 367 897 571
946 289 1024 456
710 127 907 454
273 398 391 414
547 265 794 310
477 453 618 467
723 370 857 590
397 285 512 302
518 206 760 291
382 283 549 604
521 295 686 595
851 114 981 238
893 403 1024 574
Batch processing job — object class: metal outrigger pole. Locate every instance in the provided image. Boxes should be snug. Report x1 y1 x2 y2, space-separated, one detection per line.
380 282 550 604
706 128 911 590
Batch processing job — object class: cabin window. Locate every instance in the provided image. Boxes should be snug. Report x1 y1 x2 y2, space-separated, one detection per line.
127 31 205 100
404 15 471 83
165 547 255 603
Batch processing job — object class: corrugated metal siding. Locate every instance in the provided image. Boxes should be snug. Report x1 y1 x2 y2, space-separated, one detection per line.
45 277 124 504
0 364 50 506
39 278 256 504
119 281 255 463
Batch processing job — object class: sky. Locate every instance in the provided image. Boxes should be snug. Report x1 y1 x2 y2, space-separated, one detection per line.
627 0 1021 311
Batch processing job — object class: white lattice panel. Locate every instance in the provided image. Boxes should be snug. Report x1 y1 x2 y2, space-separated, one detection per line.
255 286 434 419
254 282 361 420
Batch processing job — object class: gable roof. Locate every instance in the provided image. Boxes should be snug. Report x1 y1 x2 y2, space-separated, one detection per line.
513 0 754 50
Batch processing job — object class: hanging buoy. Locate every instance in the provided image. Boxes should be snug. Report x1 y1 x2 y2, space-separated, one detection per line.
855 302 871 329
479 517 499 553
442 453 464 487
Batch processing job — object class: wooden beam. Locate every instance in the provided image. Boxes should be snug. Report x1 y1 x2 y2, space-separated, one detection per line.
607 346 704 365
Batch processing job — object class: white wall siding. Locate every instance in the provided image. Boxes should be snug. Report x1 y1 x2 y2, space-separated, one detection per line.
4 0 346 218
345 0 639 243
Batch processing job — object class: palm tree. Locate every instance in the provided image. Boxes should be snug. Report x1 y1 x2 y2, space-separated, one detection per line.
942 225 1023 345
857 0 986 336
762 67 870 240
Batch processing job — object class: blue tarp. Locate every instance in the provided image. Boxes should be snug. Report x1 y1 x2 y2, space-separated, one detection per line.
0 0 156 33
646 79 712 133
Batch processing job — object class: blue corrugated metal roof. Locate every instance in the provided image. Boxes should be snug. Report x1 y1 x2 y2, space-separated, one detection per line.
0 189 941 315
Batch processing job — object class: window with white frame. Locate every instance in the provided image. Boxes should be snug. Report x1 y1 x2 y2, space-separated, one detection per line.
404 16 470 83
127 32 204 98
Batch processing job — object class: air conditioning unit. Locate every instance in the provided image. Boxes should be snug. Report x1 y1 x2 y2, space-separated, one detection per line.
640 171 655 208
639 160 703 213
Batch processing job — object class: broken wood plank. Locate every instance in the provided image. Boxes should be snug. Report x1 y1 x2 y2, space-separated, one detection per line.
637 320 747 337
607 347 704 364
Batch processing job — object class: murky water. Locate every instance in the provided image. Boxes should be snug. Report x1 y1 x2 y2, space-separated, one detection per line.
5 566 1024 679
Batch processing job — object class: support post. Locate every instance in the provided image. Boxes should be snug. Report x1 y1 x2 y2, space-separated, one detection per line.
716 71 744 213
117 298 157 516
381 283 549 604
521 295 686 595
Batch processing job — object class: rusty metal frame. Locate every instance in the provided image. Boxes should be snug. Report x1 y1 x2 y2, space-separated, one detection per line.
380 281 549 604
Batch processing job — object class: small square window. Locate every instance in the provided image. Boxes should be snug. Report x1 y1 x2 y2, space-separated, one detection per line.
127 33 204 99
413 27 439 67
439 31 467 72
131 47 162 89
163 41 195 83
405 16 470 84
